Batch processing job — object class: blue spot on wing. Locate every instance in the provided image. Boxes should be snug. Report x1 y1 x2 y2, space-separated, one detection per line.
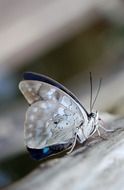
27 144 70 160
27 147 52 160
42 147 50 154
23 72 88 115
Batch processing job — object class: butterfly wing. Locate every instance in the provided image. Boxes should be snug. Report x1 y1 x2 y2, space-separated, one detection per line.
23 72 88 114
19 72 88 151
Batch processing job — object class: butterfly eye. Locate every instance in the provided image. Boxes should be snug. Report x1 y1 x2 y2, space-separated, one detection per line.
89 113 96 118
92 113 96 118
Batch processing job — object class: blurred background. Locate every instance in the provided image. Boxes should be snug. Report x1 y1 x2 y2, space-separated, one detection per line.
0 0 124 189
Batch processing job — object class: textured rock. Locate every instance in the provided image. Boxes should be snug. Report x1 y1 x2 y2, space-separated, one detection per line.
5 117 124 190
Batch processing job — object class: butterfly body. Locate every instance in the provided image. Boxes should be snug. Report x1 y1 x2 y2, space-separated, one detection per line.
19 72 100 160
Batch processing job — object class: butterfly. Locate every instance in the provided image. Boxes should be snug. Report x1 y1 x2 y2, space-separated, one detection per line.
19 72 106 160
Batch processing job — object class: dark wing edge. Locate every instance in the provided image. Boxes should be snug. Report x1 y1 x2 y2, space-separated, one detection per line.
23 72 88 115
27 143 70 160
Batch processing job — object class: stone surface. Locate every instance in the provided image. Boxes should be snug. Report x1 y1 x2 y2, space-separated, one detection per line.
5 117 124 190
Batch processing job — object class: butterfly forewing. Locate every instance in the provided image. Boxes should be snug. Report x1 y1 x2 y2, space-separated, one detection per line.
19 79 88 150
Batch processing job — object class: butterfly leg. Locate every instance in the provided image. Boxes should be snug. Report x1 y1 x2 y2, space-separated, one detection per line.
67 134 78 154
99 125 114 132
97 123 114 140
96 127 107 140
99 119 114 132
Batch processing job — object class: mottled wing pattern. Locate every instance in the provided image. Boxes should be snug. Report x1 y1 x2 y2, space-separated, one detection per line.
19 80 88 149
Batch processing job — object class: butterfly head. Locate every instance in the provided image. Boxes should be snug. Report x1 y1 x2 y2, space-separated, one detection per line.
89 111 99 126
76 111 101 143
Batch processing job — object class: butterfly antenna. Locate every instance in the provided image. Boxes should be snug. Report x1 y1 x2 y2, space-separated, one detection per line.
91 78 102 111
89 72 93 113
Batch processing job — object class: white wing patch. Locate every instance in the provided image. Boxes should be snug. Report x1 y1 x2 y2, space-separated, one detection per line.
19 80 88 149
19 80 41 104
